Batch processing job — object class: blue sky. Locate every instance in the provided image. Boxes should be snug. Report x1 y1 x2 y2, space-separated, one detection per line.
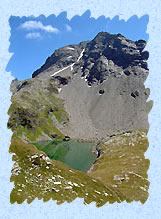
7 10 149 80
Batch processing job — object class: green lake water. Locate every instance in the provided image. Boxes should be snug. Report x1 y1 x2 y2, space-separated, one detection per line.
34 140 97 172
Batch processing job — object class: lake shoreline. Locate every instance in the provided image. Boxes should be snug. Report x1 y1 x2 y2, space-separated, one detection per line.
34 139 97 172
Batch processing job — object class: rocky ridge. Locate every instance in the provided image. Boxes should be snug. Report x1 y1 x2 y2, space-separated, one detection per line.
8 32 152 142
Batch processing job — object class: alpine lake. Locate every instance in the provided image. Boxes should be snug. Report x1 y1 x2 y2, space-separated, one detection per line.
34 140 97 172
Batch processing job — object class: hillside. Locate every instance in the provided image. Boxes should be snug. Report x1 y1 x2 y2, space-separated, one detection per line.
8 32 152 206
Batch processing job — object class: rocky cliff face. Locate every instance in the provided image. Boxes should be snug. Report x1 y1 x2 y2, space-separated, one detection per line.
8 32 152 142
33 32 149 82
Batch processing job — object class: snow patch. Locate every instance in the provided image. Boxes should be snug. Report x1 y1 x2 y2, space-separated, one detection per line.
65 47 75 50
58 88 62 93
50 65 71 77
70 63 74 71
77 49 85 61
50 49 85 76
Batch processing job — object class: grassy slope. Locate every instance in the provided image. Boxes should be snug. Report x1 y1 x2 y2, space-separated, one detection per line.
10 129 149 206
88 130 150 203
8 78 150 206
8 78 68 141
10 137 124 207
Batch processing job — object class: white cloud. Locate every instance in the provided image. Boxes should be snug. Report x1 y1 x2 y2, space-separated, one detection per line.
66 24 72 32
20 21 59 33
25 32 42 39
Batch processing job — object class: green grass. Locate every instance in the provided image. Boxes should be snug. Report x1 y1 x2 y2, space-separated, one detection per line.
10 137 123 206
9 129 149 206
88 130 150 203
8 78 150 206
8 78 68 142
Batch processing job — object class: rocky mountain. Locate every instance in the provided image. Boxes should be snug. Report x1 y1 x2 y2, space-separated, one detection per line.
9 32 152 142
8 32 152 206
10 32 151 142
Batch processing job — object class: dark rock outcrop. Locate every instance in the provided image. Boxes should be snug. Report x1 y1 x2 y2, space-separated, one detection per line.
82 32 148 85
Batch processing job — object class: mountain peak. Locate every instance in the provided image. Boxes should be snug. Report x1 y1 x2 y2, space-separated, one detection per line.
32 31 148 86
9 31 150 142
